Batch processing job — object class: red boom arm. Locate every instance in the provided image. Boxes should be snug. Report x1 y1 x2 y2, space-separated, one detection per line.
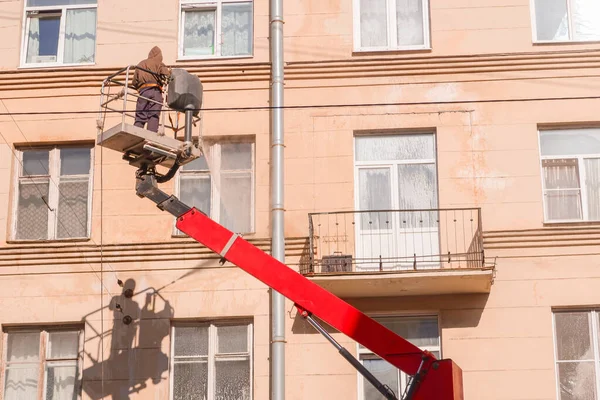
177 208 463 400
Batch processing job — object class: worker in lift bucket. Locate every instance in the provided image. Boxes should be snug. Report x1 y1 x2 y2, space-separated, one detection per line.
132 46 171 133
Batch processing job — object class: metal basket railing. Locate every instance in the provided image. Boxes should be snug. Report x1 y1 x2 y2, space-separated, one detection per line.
96 65 201 139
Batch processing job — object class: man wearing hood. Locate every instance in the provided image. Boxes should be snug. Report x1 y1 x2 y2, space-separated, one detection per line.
132 46 171 133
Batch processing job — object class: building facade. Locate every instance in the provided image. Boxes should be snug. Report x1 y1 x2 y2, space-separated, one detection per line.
0 0 600 399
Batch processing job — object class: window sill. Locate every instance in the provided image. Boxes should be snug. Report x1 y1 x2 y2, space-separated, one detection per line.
6 238 91 244
543 220 600 227
176 55 254 62
352 47 432 56
533 39 600 46
18 62 96 70
171 232 256 239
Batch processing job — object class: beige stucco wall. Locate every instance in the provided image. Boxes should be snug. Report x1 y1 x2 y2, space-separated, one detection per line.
1 0 600 399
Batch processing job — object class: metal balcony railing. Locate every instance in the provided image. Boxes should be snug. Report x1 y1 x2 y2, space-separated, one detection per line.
302 208 484 275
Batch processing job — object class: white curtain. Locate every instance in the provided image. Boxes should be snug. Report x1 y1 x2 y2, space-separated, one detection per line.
572 0 600 40
397 163 437 228
184 10 216 56
355 134 435 162
219 173 252 233
360 0 388 47
64 9 96 63
26 17 40 63
4 333 40 400
222 3 252 56
45 365 77 400
4 368 39 399
534 0 569 41
359 168 392 230
543 160 583 220
396 0 424 46
585 158 600 221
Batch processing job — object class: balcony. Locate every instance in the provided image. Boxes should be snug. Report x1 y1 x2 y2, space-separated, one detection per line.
301 208 495 298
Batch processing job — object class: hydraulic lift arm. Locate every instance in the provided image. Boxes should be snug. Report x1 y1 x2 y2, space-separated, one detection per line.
136 172 464 400
99 65 463 399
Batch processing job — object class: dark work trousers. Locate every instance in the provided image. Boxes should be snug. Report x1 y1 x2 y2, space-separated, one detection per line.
134 87 163 132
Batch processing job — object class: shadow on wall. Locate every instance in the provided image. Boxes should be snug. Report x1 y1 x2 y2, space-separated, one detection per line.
290 293 491 336
81 279 174 399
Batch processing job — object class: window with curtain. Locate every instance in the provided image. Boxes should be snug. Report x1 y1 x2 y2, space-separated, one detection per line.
354 0 429 51
2 328 82 400
22 0 97 66
533 0 600 42
553 310 600 399
171 321 252 400
13 146 93 240
180 0 253 58
539 129 600 222
357 316 439 400
175 140 254 235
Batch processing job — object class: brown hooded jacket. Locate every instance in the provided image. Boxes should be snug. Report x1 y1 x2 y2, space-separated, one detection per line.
132 46 170 91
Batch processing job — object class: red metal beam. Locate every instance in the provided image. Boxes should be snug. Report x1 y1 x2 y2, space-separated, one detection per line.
177 208 463 399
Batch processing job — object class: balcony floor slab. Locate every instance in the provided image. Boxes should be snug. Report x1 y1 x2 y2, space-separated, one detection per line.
306 268 494 298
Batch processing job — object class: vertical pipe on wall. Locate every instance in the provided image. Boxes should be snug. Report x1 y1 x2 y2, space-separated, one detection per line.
269 0 285 396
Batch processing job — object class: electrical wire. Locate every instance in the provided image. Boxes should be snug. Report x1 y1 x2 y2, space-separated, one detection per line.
0 99 120 297
1 93 600 117
0 128 115 299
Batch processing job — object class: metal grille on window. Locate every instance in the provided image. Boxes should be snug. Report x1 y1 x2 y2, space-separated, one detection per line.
14 147 91 241
56 180 88 239
17 181 50 240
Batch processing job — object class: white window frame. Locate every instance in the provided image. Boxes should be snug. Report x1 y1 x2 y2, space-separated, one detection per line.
178 0 254 60
174 139 255 235
352 0 431 52
356 314 441 400
530 0 600 44
20 0 98 68
11 145 94 241
537 129 600 223
170 320 253 400
552 310 600 399
1 327 84 400
353 133 439 216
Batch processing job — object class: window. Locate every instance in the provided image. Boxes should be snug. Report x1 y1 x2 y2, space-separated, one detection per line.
21 0 97 67
358 316 439 399
176 140 254 234
2 328 83 400
539 128 600 222
12 146 93 240
553 310 600 399
171 321 253 400
354 134 439 270
532 0 600 42
353 0 430 51
179 0 253 59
